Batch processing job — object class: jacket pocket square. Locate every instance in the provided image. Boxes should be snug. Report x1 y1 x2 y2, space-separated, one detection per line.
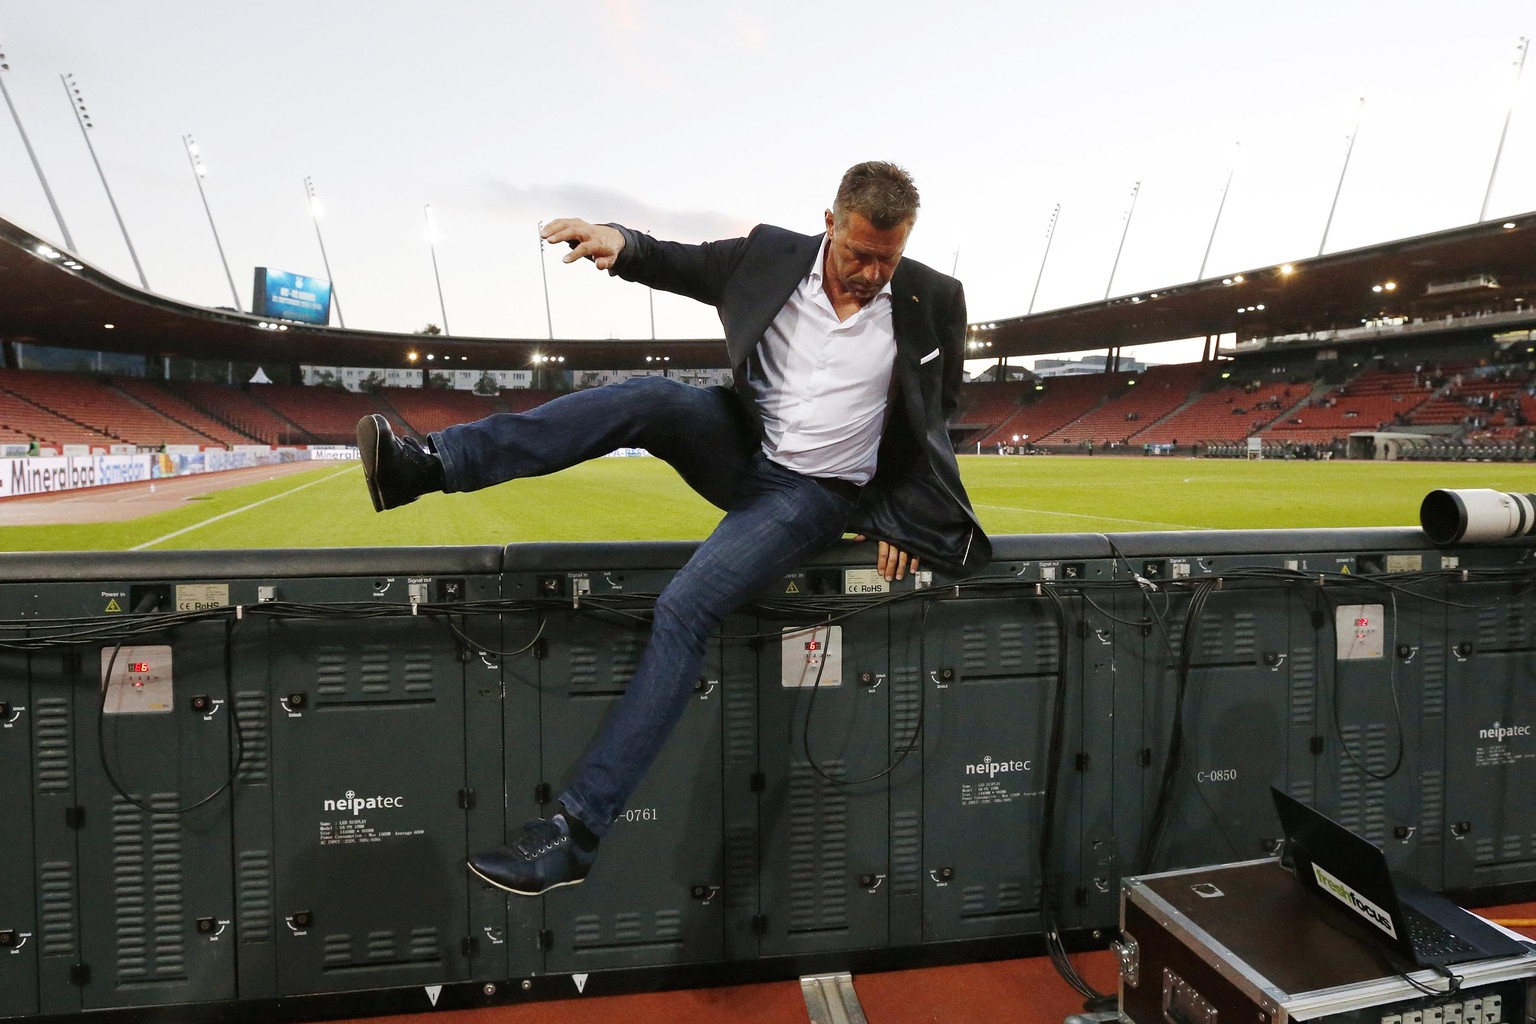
919 348 940 365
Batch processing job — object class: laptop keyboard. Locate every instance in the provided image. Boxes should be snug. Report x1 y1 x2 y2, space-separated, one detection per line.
1403 905 1479 958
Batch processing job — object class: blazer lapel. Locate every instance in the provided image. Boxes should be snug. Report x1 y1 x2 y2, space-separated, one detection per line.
726 232 822 371
889 263 932 420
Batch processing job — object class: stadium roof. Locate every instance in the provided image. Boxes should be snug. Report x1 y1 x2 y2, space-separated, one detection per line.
1 211 1532 371
974 212 1536 359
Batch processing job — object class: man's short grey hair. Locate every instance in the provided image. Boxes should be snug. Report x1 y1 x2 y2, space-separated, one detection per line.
833 161 920 231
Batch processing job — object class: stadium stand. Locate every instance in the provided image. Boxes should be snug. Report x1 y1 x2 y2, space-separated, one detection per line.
111 378 261 447
971 374 1115 448
953 381 1029 441
0 369 574 451
175 381 315 445
254 384 391 445
2 342 1533 461
1035 363 1208 447
1410 367 1535 432
1260 367 1437 446
380 386 504 436
0 422 35 445
0 369 120 446
379 386 562 436
1130 379 1303 446
0 368 211 448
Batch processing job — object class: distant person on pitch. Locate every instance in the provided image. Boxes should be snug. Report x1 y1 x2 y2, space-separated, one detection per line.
356 161 990 896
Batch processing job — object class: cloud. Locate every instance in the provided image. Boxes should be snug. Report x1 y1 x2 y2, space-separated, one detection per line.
479 178 754 242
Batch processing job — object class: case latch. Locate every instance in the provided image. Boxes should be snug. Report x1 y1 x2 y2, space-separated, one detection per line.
1111 933 1139 987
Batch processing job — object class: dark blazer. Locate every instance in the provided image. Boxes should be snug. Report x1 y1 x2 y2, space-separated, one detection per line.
607 223 992 575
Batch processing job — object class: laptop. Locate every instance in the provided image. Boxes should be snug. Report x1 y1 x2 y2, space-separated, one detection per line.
1271 787 1530 967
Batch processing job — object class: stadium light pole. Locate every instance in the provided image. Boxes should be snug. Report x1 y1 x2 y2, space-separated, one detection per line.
1480 36 1529 222
424 204 450 336
1027 204 1060 316
1014 205 1059 383
646 229 657 342
1198 144 1239 281
182 134 242 310
0 44 76 252
303 177 344 327
537 221 555 341
1104 180 1141 299
1319 97 1365 256
62 73 147 289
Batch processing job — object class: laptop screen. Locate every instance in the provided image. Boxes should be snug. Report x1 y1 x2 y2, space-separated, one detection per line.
1271 788 1411 948
1272 788 1530 967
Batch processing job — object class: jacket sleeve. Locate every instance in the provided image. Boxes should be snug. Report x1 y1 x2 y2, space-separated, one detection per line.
604 224 752 309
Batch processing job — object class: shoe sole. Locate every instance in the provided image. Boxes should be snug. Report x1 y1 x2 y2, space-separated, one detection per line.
356 415 386 513
466 859 587 897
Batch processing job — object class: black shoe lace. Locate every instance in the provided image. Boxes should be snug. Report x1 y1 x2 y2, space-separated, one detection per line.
513 820 567 860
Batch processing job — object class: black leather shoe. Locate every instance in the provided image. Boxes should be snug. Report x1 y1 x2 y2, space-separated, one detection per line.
356 414 444 512
467 814 598 896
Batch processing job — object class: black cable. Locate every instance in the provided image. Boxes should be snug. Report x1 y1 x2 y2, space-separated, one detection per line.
1322 585 1407 783
443 613 547 659
1079 589 1159 629
1324 905 1465 997
1036 585 1106 1001
800 602 930 788
1140 576 1221 872
3 561 1534 655
96 598 244 816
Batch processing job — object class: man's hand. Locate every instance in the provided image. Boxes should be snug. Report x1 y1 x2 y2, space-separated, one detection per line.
876 540 918 582
540 219 625 270
854 536 919 581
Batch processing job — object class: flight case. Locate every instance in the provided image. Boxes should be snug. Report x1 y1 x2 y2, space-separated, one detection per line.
1117 859 1536 1024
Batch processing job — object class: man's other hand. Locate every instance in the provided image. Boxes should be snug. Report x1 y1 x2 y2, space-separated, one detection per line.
876 540 917 582
541 219 625 270
853 535 918 582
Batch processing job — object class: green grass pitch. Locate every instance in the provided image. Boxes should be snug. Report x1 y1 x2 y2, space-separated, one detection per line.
4 456 1536 552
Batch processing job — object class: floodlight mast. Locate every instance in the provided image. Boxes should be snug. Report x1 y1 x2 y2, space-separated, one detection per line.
1027 203 1060 317
1105 180 1141 300
62 73 147 289
1199 145 1239 281
304 177 344 327
424 204 450 336
1480 37 1529 223
183 134 242 311
537 221 554 342
0 43 75 251
1319 97 1365 257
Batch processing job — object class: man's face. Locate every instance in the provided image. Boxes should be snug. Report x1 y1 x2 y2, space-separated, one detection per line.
824 209 912 305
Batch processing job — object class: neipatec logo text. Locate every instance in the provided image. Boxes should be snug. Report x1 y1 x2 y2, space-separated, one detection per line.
1480 721 1532 743
323 789 404 815
966 755 1032 778
1312 863 1397 939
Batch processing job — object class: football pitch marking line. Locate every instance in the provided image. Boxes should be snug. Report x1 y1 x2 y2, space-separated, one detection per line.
973 502 1203 531
131 466 355 551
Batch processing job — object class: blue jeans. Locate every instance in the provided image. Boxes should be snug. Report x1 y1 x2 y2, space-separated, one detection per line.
431 377 856 836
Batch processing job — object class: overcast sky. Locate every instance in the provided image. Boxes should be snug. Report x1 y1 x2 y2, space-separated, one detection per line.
2 2 1532 367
